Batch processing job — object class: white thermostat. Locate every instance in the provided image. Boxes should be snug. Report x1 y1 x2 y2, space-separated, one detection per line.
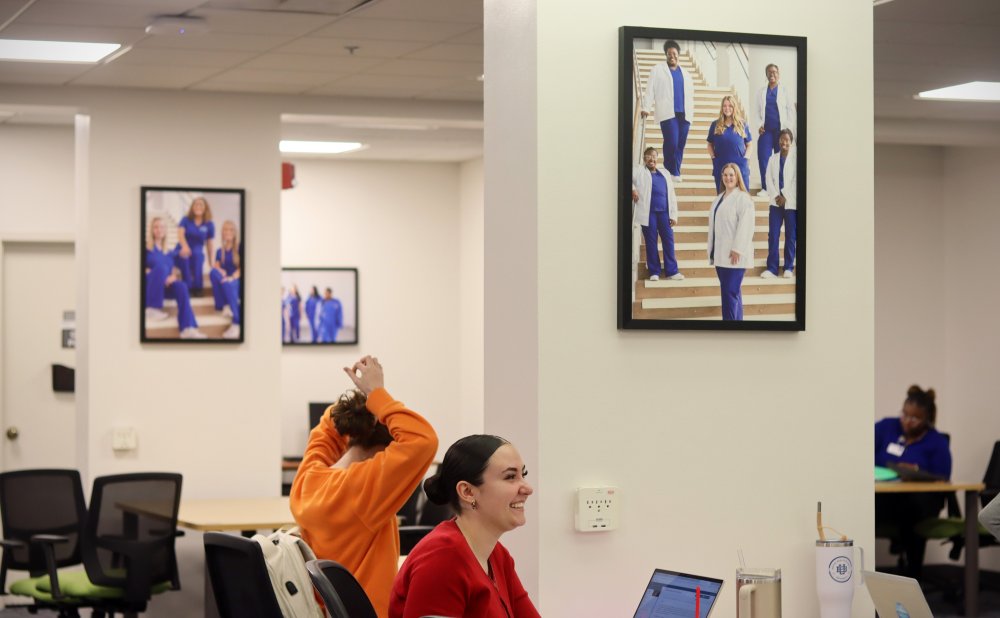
575 486 619 532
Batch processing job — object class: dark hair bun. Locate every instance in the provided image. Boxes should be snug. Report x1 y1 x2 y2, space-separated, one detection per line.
422 474 449 506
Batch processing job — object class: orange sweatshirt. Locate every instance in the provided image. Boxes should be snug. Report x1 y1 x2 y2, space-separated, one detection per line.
290 388 438 618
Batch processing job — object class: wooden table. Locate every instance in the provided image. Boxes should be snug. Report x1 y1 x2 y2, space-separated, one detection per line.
876 481 986 617
177 496 295 532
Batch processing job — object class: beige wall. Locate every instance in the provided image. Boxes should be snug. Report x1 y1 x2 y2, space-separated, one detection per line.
486 1 876 616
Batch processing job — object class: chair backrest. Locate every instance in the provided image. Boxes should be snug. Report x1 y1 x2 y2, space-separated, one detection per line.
305 559 377 618
81 472 182 604
0 469 86 584
204 532 284 618
418 499 452 527
982 440 1000 505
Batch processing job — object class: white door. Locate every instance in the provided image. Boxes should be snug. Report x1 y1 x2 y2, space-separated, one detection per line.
1 241 76 470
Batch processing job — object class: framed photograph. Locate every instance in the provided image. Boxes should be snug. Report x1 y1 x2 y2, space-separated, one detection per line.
141 186 245 343
281 268 358 346
618 27 806 331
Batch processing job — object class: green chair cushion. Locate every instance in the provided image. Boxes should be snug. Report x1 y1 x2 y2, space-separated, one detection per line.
35 569 172 599
9 574 84 604
915 516 992 539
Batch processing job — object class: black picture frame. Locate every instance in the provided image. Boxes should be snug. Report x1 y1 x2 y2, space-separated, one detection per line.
140 186 246 343
618 27 806 331
281 267 359 346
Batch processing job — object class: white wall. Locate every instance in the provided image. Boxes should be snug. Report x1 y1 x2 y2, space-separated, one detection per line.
279 158 464 459
459 158 485 436
0 124 75 237
486 2 875 617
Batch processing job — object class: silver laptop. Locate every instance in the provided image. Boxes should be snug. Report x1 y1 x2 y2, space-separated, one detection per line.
632 568 724 618
863 570 933 618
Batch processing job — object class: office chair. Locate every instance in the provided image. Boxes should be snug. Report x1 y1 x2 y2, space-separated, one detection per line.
0 469 87 615
399 497 452 556
305 558 377 618
204 532 284 618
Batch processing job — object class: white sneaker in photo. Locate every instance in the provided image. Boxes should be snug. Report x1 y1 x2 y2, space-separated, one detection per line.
222 306 233 318
760 270 777 279
179 328 208 340
649 274 660 281
667 273 685 281
783 269 794 279
222 324 241 340
145 307 170 322
673 175 683 183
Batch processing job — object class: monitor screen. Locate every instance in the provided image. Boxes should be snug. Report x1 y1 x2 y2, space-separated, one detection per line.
309 402 333 430
633 569 724 618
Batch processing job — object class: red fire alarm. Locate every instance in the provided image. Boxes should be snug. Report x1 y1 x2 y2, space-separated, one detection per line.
281 162 296 189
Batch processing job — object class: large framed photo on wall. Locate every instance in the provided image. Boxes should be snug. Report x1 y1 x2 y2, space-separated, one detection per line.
281 268 358 346
141 186 245 343
618 27 806 331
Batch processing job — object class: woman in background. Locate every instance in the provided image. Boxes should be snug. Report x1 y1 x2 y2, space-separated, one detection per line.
706 95 752 193
875 385 952 578
305 286 321 343
209 219 241 340
706 163 755 320
286 284 302 343
291 356 437 618
390 435 539 618
175 196 214 296
145 217 206 339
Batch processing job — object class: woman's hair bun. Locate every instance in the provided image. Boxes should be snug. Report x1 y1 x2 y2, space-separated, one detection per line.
422 473 449 505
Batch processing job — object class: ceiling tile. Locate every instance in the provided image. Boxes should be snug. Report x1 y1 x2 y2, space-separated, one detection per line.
304 82 421 98
405 43 481 62
138 32 293 52
320 73 459 90
191 7 338 36
200 67 343 86
354 0 482 24
276 36 427 58
190 80 312 94
445 27 482 45
69 63 221 88
366 58 481 79
0 61 90 85
18 1 186 28
111 47 258 68
240 52 382 72
310 16 476 42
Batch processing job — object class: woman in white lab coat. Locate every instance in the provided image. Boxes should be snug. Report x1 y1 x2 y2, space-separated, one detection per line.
707 163 755 320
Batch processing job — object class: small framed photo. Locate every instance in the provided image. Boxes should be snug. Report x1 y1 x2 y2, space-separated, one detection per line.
141 186 245 343
281 268 358 346
618 27 806 331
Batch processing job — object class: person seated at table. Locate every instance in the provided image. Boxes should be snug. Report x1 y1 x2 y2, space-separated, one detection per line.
290 355 438 618
389 435 540 618
874 384 952 578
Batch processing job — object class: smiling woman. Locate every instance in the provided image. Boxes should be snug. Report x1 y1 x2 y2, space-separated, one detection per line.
389 435 540 618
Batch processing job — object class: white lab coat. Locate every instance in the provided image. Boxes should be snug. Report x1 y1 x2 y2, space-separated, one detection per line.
707 190 755 268
754 83 796 132
641 63 696 124
632 165 678 227
764 149 797 210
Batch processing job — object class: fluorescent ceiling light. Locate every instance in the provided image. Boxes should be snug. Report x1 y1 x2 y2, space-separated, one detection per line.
917 81 1000 102
0 39 121 63
279 140 364 154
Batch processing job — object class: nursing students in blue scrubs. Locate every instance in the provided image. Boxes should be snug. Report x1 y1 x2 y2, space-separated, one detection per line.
145 217 206 339
875 385 952 578
304 286 321 343
761 129 797 279
640 40 695 182
705 95 752 193
707 164 755 321
176 197 215 296
754 64 796 192
209 219 242 340
285 285 302 343
632 146 684 282
315 287 343 343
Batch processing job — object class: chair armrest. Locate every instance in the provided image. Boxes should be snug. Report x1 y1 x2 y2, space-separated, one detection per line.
29 535 68 600
30 534 70 545
0 538 26 550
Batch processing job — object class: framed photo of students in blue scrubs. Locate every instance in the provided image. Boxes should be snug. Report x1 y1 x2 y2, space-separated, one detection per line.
280 267 359 346
617 27 806 332
140 186 246 343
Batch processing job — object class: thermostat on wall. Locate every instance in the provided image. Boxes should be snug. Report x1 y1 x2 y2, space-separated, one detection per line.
575 486 619 532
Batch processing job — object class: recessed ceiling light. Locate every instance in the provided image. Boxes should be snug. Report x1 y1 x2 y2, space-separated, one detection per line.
279 140 365 154
0 39 121 63
916 81 1000 102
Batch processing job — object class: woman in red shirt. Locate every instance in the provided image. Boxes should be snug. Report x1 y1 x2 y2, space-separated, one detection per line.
390 435 540 618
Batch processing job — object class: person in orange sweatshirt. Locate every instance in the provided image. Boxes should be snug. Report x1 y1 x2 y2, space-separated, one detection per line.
291 355 438 618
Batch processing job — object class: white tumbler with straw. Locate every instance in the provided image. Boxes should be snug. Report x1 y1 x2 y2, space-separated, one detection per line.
815 502 864 618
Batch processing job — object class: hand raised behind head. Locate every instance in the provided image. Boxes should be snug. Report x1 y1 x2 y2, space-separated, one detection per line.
343 355 385 395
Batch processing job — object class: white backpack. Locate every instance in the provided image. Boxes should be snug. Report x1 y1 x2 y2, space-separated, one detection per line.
252 528 326 618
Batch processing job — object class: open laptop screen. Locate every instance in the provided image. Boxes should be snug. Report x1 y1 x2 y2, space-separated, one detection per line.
633 569 724 618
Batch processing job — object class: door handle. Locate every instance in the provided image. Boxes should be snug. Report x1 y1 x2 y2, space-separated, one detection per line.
5 426 18 441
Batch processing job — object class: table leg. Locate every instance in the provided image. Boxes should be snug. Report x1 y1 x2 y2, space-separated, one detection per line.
965 489 980 617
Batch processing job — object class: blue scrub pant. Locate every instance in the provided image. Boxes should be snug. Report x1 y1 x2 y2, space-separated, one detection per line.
642 211 679 277
306 309 318 343
712 158 751 194
209 270 241 325
176 247 206 292
318 326 339 343
715 266 745 321
757 128 780 191
146 267 197 330
659 114 690 177
288 310 299 341
766 206 797 276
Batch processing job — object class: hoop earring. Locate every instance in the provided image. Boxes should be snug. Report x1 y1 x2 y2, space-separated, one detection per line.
471 500 478 510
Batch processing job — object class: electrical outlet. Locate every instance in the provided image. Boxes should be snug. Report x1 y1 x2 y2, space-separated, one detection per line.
575 486 619 532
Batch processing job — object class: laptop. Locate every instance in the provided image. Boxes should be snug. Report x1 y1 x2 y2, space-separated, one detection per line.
863 570 933 618
632 568 724 618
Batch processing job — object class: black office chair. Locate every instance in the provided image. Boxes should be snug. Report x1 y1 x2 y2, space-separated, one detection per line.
204 532 284 618
399 497 452 556
0 469 88 615
305 559 377 618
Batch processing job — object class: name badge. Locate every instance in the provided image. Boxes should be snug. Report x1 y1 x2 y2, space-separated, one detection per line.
886 443 905 457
